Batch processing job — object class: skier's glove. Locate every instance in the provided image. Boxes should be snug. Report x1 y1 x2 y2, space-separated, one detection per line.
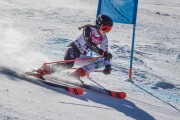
103 65 112 75
103 51 112 60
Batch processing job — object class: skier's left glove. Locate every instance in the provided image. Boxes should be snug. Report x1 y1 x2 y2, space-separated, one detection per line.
103 64 112 75
103 51 112 60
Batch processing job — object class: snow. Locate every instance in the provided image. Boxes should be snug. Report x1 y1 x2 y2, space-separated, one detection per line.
0 0 180 120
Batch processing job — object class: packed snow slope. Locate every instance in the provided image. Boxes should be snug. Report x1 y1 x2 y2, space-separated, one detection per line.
0 0 180 120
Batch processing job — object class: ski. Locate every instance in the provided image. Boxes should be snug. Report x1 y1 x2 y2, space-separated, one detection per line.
81 84 126 99
41 77 126 99
105 89 126 99
41 80 84 95
43 76 126 99
24 72 84 95
24 71 125 98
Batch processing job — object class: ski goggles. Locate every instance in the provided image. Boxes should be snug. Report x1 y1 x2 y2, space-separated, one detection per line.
100 25 112 32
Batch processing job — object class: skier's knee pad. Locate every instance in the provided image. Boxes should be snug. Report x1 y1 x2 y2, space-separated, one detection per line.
75 68 88 77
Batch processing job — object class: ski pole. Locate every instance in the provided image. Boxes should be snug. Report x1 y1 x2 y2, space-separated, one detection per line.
87 76 106 90
43 56 103 65
69 68 103 72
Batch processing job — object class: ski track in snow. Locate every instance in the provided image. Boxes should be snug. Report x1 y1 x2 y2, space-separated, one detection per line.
0 0 180 120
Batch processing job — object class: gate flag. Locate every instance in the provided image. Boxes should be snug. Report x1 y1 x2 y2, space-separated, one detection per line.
96 0 138 81
97 0 138 24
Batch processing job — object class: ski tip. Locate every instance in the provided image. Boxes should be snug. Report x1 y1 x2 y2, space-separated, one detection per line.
111 91 126 99
76 88 84 95
69 88 84 95
120 92 126 99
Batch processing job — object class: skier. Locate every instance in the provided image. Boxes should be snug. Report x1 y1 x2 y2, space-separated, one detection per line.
35 15 113 79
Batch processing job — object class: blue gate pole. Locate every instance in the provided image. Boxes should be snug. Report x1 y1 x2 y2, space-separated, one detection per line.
129 0 138 81
129 24 136 81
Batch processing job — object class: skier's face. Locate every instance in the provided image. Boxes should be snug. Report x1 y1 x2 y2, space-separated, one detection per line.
100 25 112 32
99 25 112 36
99 29 107 36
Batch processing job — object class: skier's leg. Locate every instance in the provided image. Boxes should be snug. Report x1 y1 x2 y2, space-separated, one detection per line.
35 44 81 76
57 43 81 69
80 58 105 74
71 58 105 79
74 54 93 66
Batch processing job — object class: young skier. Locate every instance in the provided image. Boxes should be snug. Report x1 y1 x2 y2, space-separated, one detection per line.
35 15 113 79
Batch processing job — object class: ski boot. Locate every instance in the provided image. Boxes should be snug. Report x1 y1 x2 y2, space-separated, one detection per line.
29 65 54 80
69 68 89 84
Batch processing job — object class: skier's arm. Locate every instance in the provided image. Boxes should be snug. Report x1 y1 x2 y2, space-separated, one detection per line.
83 27 112 60
83 27 104 55
100 38 112 74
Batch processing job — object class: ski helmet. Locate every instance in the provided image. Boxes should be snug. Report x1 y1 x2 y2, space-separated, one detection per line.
96 15 113 27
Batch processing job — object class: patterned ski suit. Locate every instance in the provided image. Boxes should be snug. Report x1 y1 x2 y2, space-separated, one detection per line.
64 25 111 73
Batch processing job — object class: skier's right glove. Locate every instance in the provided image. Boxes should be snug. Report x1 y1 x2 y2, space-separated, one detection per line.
103 64 112 75
103 51 112 60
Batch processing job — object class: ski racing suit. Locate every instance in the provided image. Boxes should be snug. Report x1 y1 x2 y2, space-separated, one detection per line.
63 25 112 75
36 25 112 77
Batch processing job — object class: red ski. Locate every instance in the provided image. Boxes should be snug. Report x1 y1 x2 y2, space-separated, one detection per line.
107 90 126 99
82 84 126 99
24 71 125 98
41 80 84 95
24 72 84 95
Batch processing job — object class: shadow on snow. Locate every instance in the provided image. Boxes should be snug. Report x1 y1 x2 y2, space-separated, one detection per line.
0 67 155 120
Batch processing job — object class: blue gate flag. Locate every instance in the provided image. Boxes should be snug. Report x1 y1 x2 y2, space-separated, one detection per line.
97 0 138 24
